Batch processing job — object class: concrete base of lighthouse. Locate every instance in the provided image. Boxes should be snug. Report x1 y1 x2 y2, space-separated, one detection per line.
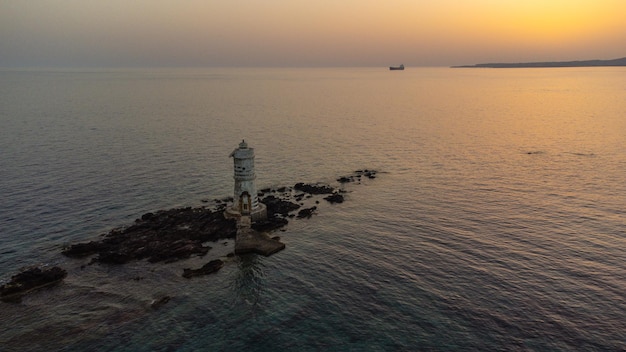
234 222 285 256
224 203 283 256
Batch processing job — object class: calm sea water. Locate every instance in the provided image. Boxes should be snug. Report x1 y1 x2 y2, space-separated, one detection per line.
1 67 625 351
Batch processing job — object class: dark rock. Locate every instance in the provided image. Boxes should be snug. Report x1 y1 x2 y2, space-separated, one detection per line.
297 206 317 219
146 240 210 263
337 176 352 183
294 183 335 194
97 251 133 264
337 170 378 184
260 195 300 217
364 170 377 179
324 193 344 204
62 241 107 258
1 266 67 302
63 207 236 265
182 260 224 278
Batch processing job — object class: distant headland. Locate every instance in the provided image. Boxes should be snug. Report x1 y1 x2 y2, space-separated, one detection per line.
452 56 626 68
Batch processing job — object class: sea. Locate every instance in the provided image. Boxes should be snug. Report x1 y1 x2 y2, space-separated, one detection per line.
0 67 625 351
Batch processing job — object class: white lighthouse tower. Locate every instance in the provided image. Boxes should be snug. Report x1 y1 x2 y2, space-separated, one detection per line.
224 140 267 222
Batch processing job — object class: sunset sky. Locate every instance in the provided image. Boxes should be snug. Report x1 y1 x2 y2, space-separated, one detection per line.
1 0 625 67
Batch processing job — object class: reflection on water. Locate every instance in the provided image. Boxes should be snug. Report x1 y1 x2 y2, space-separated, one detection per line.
231 254 266 309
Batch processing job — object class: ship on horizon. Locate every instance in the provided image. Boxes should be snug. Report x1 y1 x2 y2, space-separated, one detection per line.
389 64 404 70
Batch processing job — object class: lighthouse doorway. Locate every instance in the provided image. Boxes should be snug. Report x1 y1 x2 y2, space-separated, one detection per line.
239 191 252 215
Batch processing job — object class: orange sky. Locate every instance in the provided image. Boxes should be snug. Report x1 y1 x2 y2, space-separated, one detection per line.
1 0 625 67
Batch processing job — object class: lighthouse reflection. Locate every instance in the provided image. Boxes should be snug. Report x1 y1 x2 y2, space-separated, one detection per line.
231 254 266 307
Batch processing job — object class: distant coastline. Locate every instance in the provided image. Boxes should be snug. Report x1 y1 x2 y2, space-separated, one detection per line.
452 56 626 68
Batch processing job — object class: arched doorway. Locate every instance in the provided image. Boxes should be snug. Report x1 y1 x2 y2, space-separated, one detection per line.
239 191 252 215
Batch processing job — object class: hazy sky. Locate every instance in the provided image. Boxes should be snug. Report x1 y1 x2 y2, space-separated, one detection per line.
1 0 625 67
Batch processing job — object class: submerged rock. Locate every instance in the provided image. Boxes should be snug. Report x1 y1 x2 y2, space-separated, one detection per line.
151 295 171 309
182 260 225 278
1 266 67 302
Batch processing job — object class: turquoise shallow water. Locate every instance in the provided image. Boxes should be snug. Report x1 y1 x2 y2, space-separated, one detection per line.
1 67 625 351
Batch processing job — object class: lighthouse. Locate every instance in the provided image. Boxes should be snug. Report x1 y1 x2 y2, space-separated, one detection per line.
224 140 267 222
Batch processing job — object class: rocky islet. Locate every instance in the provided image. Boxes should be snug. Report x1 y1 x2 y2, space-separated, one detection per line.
1 170 378 299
